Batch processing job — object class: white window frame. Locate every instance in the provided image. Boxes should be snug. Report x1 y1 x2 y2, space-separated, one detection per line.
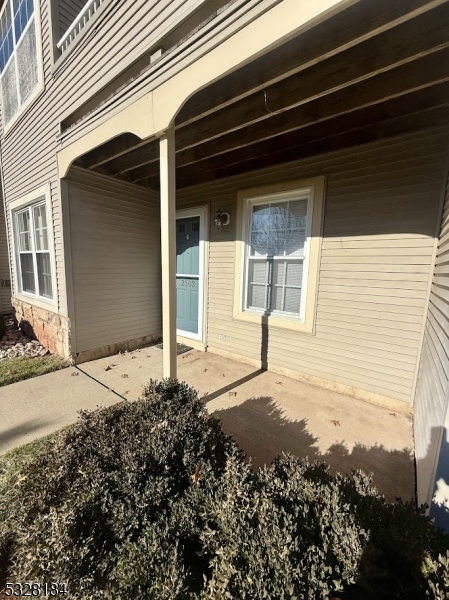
234 177 325 335
0 0 44 134
243 190 313 323
9 184 57 310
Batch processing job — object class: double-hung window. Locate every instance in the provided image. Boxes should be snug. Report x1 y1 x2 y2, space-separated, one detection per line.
235 178 325 334
245 191 312 321
15 200 53 300
0 0 40 126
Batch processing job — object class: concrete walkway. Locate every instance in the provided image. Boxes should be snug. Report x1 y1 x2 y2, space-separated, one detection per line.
0 346 415 501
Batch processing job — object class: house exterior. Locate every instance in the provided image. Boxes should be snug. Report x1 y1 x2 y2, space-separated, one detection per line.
0 185 12 314
0 0 449 526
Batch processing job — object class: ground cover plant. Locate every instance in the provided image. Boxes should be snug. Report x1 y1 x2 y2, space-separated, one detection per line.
0 355 67 387
0 380 448 599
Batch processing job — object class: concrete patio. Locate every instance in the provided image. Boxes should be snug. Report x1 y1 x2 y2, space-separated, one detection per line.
0 346 415 502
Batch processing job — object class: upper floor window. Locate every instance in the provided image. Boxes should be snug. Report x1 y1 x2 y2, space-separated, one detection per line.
0 0 39 126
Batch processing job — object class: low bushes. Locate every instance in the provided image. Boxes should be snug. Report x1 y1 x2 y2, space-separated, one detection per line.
1 380 448 599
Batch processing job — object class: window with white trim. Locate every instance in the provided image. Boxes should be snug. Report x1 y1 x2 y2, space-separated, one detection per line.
0 0 39 126
244 190 312 321
15 200 53 299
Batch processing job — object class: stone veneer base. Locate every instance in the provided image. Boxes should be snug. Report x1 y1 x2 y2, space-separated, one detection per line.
11 297 71 359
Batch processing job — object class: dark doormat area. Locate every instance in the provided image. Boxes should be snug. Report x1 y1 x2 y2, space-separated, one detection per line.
155 343 193 356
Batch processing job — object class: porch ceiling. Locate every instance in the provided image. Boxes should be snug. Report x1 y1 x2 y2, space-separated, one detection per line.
74 0 449 189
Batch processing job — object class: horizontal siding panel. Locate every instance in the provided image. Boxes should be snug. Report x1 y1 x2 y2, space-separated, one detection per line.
317 291 425 307
319 277 428 290
322 239 434 249
181 130 449 405
414 169 449 511
319 270 430 282
318 284 427 299
68 170 162 354
316 311 422 333
315 303 424 325
207 321 418 364
321 247 434 257
0 187 12 313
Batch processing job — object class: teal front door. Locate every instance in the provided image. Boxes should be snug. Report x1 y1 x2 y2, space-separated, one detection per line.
176 216 201 336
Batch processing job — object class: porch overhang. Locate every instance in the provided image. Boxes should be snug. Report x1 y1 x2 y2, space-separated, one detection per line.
56 0 359 178
59 0 449 381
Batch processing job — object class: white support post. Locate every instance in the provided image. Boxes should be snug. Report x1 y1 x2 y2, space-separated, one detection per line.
159 126 177 379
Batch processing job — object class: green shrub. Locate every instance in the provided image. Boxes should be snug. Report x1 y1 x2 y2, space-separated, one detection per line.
1 380 238 599
423 551 449 599
1 380 448 599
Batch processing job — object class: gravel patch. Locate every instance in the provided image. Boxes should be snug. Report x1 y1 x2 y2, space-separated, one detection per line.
0 316 49 361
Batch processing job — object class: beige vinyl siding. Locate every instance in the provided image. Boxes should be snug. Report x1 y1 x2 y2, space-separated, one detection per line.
59 0 87 37
177 129 448 404
0 0 229 317
414 170 449 509
0 188 11 313
67 168 161 354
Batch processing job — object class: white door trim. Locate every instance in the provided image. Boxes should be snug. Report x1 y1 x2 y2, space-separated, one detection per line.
175 205 208 343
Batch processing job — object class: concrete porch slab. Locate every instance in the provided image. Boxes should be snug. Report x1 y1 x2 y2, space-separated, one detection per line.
78 346 414 502
0 346 414 502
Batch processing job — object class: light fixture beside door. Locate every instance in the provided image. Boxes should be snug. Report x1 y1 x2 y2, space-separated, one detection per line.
214 210 231 228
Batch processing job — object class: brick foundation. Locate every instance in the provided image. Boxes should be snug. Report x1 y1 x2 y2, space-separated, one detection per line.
11 297 71 359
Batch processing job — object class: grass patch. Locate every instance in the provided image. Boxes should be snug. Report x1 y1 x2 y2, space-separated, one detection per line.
0 356 68 387
0 433 58 498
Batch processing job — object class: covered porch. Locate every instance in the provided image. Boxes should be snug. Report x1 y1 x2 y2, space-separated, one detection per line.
79 347 415 502
51 0 449 517
60 0 449 386
0 346 414 503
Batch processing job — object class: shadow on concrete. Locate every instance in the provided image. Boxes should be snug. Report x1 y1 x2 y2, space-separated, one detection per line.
0 419 57 454
75 366 129 402
202 369 265 403
213 395 414 502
